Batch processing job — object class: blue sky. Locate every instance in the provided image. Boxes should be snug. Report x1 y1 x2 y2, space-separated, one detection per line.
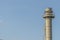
0 0 60 40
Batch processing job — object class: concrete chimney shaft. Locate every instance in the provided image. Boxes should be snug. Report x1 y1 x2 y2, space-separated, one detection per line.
43 8 55 40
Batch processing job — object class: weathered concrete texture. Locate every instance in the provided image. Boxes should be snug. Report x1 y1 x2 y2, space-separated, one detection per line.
45 18 52 40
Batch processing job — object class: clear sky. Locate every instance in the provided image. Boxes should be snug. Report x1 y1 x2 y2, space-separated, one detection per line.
0 0 59 40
